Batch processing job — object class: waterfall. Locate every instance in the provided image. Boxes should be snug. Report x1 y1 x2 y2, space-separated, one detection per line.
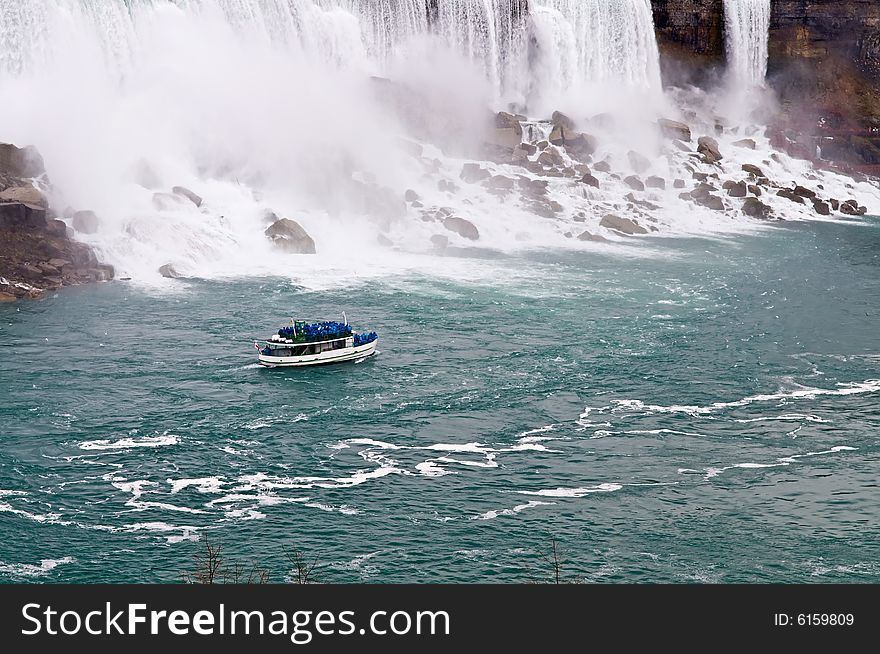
724 0 771 87
528 0 662 93
0 0 668 281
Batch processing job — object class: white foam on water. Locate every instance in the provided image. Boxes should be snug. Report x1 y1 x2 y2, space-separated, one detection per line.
78 433 179 451
415 461 454 477
168 476 225 495
473 499 553 521
583 379 880 420
0 557 75 579
694 444 858 479
517 482 623 498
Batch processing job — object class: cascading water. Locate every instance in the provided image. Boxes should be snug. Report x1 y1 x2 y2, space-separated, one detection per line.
527 0 662 107
2 0 874 287
723 0 771 87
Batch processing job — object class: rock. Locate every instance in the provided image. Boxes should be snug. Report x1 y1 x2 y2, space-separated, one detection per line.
792 185 817 199
460 163 491 183
37 262 59 275
72 210 101 234
495 111 525 132
742 197 771 219
430 234 449 249
600 214 648 235
172 186 203 207
538 146 566 166
0 186 46 208
264 218 317 254
813 200 831 215
0 292 16 302
742 164 764 177
551 110 576 132
535 140 549 151
646 176 666 190
0 201 46 229
405 189 420 203
748 184 762 196
564 132 597 159
593 160 611 173
694 193 725 211
658 118 691 141
580 174 600 188
512 145 531 163
519 142 538 156
46 219 67 237
158 263 181 279
692 172 709 182
443 216 479 241
840 202 859 216
724 181 748 197
0 143 45 178
578 230 608 242
623 176 645 191
627 151 652 174
830 199 840 211
486 175 515 192
777 189 805 204
376 234 393 247
673 179 686 188
732 138 757 150
47 258 71 268
697 136 723 163
484 127 521 151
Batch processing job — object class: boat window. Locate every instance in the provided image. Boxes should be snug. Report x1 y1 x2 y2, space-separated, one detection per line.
332 339 345 350
272 348 292 357
291 345 308 356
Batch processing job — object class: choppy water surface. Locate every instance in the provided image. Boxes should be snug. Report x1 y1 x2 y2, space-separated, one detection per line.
2 219 879 583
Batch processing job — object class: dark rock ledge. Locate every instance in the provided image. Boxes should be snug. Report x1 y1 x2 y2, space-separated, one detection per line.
0 142 113 301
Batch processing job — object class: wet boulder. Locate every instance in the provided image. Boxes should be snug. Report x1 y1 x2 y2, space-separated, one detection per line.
0 142 45 178
742 164 764 177
723 181 748 198
813 200 831 216
600 214 648 235
697 136 723 164
742 197 771 219
443 216 479 241
657 118 691 142
460 163 491 183
72 210 101 234
172 186 203 207
776 189 805 204
0 186 47 208
732 138 757 150
159 263 181 279
580 174 600 188
623 176 645 191
264 217 317 254
645 176 666 190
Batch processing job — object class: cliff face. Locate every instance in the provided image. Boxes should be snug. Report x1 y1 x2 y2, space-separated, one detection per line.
651 0 880 168
651 0 725 86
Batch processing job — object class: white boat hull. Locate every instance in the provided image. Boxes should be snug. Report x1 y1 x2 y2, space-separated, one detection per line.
258 339 378 368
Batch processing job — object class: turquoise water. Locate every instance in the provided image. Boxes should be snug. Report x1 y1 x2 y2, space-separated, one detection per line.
2 219 879 583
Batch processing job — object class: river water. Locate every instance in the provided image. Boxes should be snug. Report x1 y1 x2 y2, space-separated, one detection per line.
2 218 879 583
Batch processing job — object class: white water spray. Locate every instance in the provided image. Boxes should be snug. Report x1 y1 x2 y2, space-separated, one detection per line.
724 0 771 87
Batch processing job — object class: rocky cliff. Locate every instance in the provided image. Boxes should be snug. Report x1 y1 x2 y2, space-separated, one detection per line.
0 143 113 301
651 0 880 168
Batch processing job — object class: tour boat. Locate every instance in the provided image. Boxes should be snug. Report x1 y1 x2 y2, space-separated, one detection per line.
255 318 378 368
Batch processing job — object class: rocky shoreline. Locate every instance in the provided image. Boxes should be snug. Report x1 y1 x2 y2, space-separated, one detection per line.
0 142 113 301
